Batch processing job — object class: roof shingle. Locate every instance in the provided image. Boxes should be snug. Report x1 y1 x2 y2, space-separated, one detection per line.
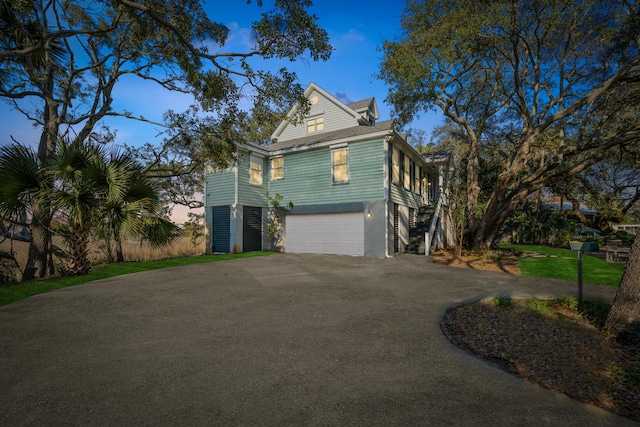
264 120 395 152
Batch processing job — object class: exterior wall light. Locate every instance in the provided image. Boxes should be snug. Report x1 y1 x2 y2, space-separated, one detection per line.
366 209 373 219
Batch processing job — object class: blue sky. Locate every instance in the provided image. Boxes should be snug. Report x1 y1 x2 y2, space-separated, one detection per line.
0 0 443 149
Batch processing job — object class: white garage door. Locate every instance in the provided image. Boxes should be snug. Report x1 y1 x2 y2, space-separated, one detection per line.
285 212 364 256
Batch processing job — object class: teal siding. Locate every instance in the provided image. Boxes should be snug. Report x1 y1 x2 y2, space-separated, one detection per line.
270 139 385 206
205 170 236 206
237 150 268 207
390 183 423 208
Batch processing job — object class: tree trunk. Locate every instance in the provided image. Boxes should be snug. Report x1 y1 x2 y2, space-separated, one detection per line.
24 70 60 281
606 233 640 345
22 205 51 281
115 238 125 263
473 186 532 252
466 136 481 235
66 223 91 276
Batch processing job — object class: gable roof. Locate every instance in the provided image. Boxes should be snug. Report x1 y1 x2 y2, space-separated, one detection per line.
348 97 379 121
347 98 373 111
270 82 373 141
263 119 395 153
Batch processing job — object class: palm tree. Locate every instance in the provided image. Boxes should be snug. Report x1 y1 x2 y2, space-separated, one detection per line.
49 140 109 275
0 144 53 280
51 140 180 274
1 139 180 278
98 149 179 263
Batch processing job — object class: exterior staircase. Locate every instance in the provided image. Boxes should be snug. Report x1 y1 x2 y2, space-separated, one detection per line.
405 205 434 255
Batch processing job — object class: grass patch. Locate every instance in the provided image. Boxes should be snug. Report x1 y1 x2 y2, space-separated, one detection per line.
518 297 610 328
526 298 554 315
0 252 274 308
501 244 624 287
491 296 514 308
506 244 575 258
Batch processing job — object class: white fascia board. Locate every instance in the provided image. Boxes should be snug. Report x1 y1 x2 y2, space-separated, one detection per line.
239 142 270 157
371 100 380 120
268 129 393 156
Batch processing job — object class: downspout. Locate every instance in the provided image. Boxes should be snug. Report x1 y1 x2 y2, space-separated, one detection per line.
384 135 391 258
233 156 240 254
234 156 239 205
203 178 208 254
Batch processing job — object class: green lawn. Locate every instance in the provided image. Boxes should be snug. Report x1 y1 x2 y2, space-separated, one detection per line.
503 244 625 287
0 252 274 307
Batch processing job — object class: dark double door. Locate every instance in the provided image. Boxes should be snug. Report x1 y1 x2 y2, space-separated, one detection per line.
243 206 262 252
211 206 262 253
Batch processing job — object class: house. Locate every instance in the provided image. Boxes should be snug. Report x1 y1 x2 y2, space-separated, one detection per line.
204 83 451 257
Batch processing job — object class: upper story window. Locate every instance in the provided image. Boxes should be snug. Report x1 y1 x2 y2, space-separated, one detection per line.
392 147 400 184
332 147 348 184
414 164 421 195
427 173 436 203
249 154 263 186
307 117 324 133
270 157 284 180
404 155 411 190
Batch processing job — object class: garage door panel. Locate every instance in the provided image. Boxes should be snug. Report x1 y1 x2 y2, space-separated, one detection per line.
285 212 364 256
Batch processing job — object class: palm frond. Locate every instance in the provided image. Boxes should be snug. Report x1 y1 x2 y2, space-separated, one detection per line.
0 144 45 218
140 217 181 248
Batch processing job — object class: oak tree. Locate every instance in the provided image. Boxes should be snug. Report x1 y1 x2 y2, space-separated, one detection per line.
607 232 640 345
380 0 640 251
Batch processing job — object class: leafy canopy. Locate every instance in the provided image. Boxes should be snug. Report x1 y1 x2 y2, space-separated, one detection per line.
380 0 640 250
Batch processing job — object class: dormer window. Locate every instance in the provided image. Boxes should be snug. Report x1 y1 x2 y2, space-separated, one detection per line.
307 117 324 133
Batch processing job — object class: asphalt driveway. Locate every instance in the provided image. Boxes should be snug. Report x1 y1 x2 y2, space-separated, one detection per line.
0 253 634 426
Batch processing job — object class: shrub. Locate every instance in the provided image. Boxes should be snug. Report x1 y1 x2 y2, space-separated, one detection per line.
553 229 572 248
492 296 513 308
0 250 20 284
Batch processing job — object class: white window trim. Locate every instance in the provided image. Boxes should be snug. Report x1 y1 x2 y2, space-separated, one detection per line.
403 155 411 190
307 116 325 133
249 154 263 186
392 147 400 184
331 147 349 185
270 156 284 181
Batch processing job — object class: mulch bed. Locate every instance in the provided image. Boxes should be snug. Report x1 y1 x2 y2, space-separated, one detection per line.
441 298 640 421
429 250 520 274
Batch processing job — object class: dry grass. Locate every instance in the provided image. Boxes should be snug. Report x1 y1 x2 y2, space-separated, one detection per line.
115 238 204 262
1 235 203 281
